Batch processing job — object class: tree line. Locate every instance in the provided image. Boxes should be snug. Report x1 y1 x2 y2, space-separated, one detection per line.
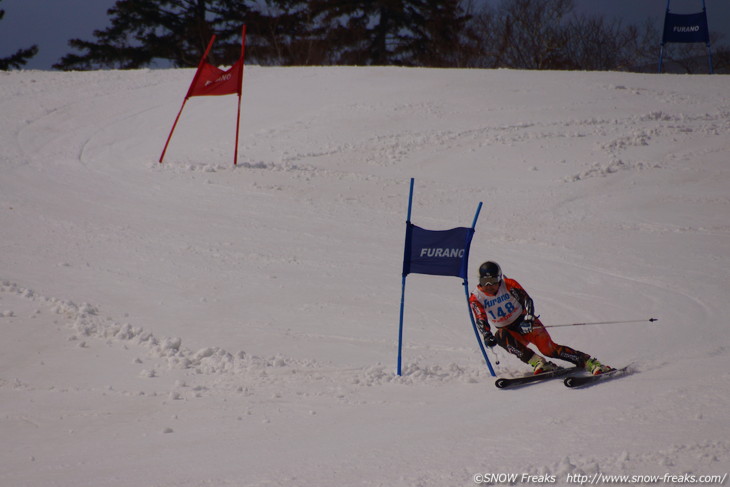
2 0 727 72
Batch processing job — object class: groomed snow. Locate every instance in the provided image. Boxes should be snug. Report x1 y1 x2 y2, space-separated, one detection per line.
1 66 729 486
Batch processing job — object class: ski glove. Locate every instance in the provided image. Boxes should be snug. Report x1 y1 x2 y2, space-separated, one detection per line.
483 331 498 348
518 314 536 334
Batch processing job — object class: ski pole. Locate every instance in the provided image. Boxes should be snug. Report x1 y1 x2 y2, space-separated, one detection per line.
544 318 658 328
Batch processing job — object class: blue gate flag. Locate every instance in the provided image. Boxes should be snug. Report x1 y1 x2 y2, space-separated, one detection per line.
402 224 473 279
662 11 709 44
397 178 495 377
658 0 713 73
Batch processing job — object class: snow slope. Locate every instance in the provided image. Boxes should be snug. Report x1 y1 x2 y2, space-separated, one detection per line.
1 66 729 487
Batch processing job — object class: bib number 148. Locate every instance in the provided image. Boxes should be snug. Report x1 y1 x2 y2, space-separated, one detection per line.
488 302 516 321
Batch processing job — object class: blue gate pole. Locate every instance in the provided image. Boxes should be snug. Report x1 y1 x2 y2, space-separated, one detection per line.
461 202 496 377
658 45 665 74
397 178 415 376
703 0 714 74
659 0 671 73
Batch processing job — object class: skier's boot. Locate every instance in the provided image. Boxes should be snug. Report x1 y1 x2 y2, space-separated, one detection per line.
529 355 558 375
585 357 613 375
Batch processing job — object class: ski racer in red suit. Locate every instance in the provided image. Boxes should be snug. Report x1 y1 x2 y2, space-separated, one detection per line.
469 261 612 375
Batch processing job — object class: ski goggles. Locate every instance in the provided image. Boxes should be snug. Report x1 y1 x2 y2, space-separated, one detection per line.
479 276 502 287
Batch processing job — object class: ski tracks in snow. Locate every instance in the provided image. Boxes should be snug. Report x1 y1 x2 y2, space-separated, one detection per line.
0 280 489 399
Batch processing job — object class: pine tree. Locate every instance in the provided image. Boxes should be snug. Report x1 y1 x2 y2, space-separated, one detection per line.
53 0 251 70
407 0 473 67
310 0 471 66
0 1 38 70
220 0 327 66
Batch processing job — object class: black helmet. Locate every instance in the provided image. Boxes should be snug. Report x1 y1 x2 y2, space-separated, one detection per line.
478 261 502 286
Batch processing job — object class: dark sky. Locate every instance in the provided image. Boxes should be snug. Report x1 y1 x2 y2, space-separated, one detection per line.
1 0 728 70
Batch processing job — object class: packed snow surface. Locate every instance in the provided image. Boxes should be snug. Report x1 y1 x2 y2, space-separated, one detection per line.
1 66 729 486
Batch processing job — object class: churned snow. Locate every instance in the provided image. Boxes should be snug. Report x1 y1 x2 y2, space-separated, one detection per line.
1 66 729 486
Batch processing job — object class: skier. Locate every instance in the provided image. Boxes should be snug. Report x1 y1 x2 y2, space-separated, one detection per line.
469 261 612 375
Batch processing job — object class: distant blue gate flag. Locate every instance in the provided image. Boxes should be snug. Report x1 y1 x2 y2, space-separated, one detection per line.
397 179 495 377
662 11 709 44
659 0 713 73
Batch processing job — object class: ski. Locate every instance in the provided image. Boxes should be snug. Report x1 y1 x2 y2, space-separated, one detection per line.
564 366 632 388
495 366 581 389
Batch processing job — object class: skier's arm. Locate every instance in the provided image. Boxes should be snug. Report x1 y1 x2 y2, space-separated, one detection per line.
506 279 535 319
469 294 489 334
469 294 497 347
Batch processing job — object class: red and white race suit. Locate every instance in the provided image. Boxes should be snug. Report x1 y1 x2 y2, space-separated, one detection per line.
469 278 525 329
469 277 590 367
